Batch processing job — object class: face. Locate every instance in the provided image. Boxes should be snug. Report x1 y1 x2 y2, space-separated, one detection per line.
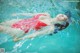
56 14 68 21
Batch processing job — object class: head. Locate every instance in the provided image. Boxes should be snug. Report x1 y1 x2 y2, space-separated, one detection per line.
56 14 68 21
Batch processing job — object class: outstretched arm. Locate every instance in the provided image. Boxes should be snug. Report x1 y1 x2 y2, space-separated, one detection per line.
16 25 55 41
12 13 50 16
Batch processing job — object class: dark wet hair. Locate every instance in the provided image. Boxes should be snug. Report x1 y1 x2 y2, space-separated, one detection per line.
49 22 69 35
54 22 69 31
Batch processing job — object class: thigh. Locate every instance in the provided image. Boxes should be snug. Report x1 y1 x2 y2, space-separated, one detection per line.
0 25 25 37
0 19 22 26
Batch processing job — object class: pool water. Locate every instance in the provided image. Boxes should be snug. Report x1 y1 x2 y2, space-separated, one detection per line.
0 0 80 53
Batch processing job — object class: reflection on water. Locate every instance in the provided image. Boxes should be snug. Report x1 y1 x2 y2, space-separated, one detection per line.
0 0 80 53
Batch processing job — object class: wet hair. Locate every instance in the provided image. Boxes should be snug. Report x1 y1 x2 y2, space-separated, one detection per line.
54 22 69 31
49 22 69 35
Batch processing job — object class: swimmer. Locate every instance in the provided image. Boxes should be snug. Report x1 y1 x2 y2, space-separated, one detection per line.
0 12 70 41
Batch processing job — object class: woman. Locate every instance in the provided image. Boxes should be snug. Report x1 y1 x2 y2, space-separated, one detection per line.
0 13 70 41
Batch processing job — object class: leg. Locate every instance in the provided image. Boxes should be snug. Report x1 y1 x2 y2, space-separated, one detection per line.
0 25 25 42
12 13 50 17
0 19 22 26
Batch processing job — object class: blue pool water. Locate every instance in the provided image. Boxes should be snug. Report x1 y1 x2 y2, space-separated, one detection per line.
0 0 80 53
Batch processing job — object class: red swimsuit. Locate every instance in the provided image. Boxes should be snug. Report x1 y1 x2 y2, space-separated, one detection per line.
11 14 48 33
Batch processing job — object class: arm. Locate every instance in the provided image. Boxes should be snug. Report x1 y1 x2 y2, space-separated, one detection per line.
12 13 50 16
17 25 55 41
